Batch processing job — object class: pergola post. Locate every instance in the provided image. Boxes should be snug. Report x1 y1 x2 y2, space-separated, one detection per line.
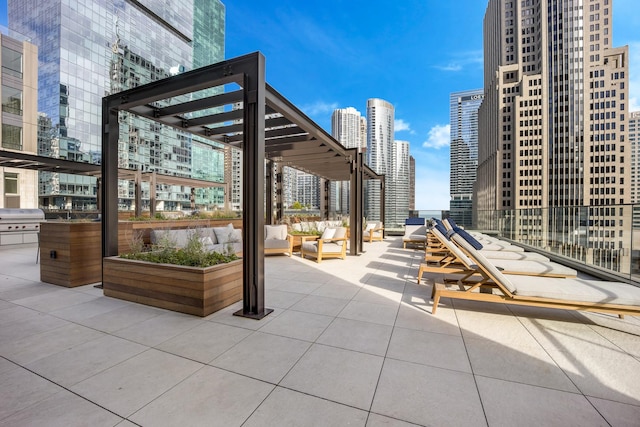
102 99 119 259
234 53 272 319
349 151 365 255
134 169 142 217
275 163 284 223
380 177 385 238
149 171 157 217
266 159 274 224
321 178 330 220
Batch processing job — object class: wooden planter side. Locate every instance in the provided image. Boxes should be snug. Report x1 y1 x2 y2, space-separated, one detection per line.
39 222 102 287
102 257 243 316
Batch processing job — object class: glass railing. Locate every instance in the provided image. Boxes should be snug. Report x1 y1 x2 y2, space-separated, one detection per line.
475 204 639 282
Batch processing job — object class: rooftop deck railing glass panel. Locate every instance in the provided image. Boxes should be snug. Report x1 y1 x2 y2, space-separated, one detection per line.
476 205 640 283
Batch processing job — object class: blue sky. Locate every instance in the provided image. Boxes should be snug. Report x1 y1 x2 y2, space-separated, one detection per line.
2 1 640 210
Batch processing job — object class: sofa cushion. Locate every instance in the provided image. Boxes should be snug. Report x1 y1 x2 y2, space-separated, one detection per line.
265 239 291 250
332 227 347 246
321 228 336 240
213 223 235 244
265 224 287 240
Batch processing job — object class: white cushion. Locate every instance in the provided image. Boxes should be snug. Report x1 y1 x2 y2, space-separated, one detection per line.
508 275 640 306
230 228 242 242
213 223 234 244
332 227 347 247
200 236 213 246
321 228 336 240
265 224 287 240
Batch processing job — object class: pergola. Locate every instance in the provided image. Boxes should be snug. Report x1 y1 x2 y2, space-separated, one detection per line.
0 149 225 216
102 52 384 319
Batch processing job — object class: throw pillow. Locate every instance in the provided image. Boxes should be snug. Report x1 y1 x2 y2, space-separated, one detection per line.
213 223 234 244
200 236 214 246
321 228 336 240
265 225 284 240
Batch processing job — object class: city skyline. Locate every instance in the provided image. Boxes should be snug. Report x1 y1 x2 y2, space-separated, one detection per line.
1 1 639 210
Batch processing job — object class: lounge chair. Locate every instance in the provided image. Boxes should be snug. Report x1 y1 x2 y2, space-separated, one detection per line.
442 218 524 252
403 218 427 249
418 224 577 284
264 224 293 256
300 227 347 263
363 222 384 243
431 230 640 317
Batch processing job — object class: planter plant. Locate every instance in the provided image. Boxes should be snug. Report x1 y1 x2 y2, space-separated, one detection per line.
103 231 242 316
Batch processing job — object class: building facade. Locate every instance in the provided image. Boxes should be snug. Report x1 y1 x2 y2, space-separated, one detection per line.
450 89 483 227
0 29 38 209
331 106 365 216
388 140 410 229
630 111 640 205
8 0 226 212
475 0 630 271
366 98 395 225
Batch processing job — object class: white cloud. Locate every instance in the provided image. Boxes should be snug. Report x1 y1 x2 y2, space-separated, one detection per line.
434 63 463 72
300 101 339 117
394 119 411 132
422 124 451 149
413 156 450 210
433 50 483 72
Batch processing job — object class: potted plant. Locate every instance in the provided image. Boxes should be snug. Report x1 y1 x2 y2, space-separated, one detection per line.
102 229 242 316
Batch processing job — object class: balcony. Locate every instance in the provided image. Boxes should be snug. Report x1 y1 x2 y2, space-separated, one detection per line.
1 237 639 425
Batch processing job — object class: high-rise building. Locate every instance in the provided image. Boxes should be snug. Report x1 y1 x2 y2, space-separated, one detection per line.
0 29 38 209
450 89 483 227
388 140 410 228
630 111 640 205
409 155 415 211
366 98 395 225
8 0 226 211
476 0 629 271
295 171 320 209
331 106 365 215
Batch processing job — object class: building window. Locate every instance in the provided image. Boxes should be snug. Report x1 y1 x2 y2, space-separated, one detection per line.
4 172 18 194
1 86 22 115
1 46 22 78
1 124 22 150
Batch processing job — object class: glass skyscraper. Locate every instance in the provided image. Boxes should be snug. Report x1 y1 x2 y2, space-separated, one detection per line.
366 98 394 226
8 0 226 211
331 106 365 215
449 89 483 227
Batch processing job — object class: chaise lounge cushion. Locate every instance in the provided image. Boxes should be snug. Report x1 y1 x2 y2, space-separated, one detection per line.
507 274 640 307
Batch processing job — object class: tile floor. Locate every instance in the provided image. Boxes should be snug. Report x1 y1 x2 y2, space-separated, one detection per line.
1 238 640 426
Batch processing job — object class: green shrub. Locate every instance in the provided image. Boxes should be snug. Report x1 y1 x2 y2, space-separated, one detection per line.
120 228 238 267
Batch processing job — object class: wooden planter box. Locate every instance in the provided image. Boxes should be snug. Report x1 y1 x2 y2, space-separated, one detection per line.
39 218 243 287
102 257 243 316
39 221 102 287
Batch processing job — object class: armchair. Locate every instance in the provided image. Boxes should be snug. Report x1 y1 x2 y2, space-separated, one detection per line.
300 227 348 263
363 222 384 242
264 224 293 256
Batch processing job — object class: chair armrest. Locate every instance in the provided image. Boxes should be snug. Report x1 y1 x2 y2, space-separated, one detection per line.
321 236 347 242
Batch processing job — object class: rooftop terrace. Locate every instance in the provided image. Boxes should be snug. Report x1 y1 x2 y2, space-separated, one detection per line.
1 238 640 426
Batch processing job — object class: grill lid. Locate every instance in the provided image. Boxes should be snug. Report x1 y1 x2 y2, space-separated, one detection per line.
0 208 45 222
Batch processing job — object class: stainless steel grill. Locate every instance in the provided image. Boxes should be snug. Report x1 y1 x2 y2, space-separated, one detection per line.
0 208 45 232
